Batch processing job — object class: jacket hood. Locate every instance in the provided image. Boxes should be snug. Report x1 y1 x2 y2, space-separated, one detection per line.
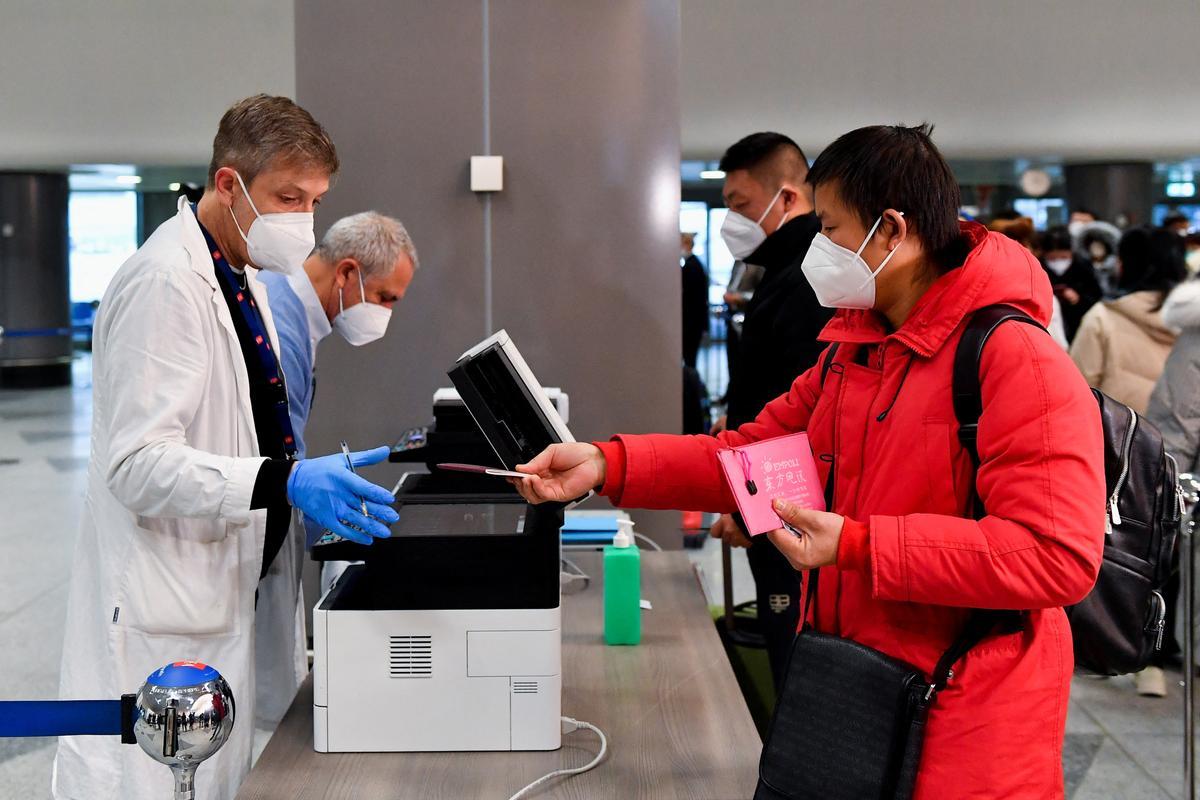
1162 280 1200 330
819 221 1053 357
1105 290 1178 343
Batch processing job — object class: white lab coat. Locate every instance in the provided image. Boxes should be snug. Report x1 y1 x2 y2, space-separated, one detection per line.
52 198 307 800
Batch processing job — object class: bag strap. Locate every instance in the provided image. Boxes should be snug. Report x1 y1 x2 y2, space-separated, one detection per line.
952 304 1045 467
925 304 1044 697
819 343 841 388
801 376 840 633
800 568 818 631
926 611 1004 699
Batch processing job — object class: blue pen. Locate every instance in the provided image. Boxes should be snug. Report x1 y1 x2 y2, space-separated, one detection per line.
340 440 369 517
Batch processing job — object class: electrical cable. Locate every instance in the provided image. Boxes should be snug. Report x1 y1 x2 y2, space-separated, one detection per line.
506 717 607 800
633 532 663 551
560 557 591 593
560 557 589 579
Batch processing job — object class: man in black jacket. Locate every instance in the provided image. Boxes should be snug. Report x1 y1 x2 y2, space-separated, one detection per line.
1039 225 1102 342
709 132 832 687
680 232 709 369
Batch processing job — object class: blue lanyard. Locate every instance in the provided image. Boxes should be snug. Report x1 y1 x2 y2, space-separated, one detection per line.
194 208 298 458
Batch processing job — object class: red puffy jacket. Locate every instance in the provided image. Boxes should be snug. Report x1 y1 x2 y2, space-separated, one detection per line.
597 223 1106 799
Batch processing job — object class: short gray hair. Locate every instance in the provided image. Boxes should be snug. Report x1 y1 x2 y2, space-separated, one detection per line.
314 211 418 278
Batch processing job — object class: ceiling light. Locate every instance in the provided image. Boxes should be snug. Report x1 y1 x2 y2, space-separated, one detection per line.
1167 181 1196 198
115 175 142 185
699 170 725 180
168 182 181 192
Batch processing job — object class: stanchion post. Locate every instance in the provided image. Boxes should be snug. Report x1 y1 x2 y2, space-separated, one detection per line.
1184 514 1195 800
1180 474 1199 800
722 538 735 633
1180 515 1190 796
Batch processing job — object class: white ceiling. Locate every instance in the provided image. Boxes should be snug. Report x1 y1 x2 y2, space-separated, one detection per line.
0 0 294 168
680 0 1200 161
0 1 1196 168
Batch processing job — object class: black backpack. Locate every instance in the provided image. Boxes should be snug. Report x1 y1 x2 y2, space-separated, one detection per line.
955 304 1183 675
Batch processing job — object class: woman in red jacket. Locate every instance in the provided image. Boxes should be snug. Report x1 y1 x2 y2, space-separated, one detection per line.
515 124 1106 799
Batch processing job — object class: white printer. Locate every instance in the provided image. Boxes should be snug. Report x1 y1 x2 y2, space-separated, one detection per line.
312 331 573 752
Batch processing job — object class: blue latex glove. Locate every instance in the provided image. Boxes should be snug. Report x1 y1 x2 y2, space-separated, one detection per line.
286 445 399 545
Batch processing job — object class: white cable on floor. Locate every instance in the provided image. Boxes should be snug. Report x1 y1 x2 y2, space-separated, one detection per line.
560 557 590 580
633 532 663 551
560 557 591 593
506 717 608 800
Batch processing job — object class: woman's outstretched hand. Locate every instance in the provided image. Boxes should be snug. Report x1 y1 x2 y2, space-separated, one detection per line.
510 443 607 504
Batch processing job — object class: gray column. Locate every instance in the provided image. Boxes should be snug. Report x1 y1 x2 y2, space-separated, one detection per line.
1064 162 1155 227
295 1 683 534
0 172 71 388
139 190 185 246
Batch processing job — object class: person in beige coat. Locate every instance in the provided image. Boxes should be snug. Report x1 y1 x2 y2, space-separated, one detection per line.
1071 227 1187 415
1071 226 1187 698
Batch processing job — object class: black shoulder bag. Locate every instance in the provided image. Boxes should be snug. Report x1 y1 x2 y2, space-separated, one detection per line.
754 345 1019 800
754 574 1008 800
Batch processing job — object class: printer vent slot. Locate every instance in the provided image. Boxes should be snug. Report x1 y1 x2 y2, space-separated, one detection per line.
389 635 433 678
512 680 539 695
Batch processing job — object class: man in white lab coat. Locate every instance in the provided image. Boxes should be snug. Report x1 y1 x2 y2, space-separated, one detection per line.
53 95 399 800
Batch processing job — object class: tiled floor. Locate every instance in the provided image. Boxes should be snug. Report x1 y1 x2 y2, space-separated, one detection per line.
0 356 1193 798
0 358 90 799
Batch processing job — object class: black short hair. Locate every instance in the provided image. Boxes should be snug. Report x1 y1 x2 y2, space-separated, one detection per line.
1116 227 1187 295
806 124 964 272
1039 225 1074 253
1162 212 1190 228
718 132 808 187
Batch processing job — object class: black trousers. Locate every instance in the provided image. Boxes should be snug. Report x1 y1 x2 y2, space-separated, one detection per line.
747 534 803 689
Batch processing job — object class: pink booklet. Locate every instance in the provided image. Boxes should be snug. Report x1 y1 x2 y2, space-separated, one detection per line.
716 432 825 535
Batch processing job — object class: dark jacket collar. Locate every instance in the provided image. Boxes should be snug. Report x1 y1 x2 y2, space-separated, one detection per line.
745 213 820 271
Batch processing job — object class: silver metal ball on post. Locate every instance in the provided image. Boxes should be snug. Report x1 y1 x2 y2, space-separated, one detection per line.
0 661 234 800
133 662 236 800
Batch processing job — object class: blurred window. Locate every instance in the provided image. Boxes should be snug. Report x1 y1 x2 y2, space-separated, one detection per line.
69 191 137 303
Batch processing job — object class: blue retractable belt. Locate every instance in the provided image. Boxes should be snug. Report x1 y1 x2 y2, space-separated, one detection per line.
0 696 137 743
0 328 72 338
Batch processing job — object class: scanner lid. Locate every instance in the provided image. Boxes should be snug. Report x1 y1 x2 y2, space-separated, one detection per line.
447 330 574 469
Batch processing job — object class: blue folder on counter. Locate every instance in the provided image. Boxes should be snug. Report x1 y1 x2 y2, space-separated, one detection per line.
560 513 621 545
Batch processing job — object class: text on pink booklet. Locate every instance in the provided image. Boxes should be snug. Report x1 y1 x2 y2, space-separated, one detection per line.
716 432 825 535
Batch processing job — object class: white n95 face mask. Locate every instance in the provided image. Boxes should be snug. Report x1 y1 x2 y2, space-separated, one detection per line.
1187 249 1200 274
1045 257 1072 276
800 213 904 309
334 268 391 346
720 187 787 259
228 171 315 275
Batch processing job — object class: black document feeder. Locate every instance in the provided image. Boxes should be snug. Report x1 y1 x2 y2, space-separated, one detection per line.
389 341 564 471
316 334 566 613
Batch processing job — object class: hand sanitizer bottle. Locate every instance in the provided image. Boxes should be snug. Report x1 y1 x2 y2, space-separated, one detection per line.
604 529 641 645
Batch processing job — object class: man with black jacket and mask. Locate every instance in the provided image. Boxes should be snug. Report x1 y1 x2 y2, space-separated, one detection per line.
708 132 832 687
